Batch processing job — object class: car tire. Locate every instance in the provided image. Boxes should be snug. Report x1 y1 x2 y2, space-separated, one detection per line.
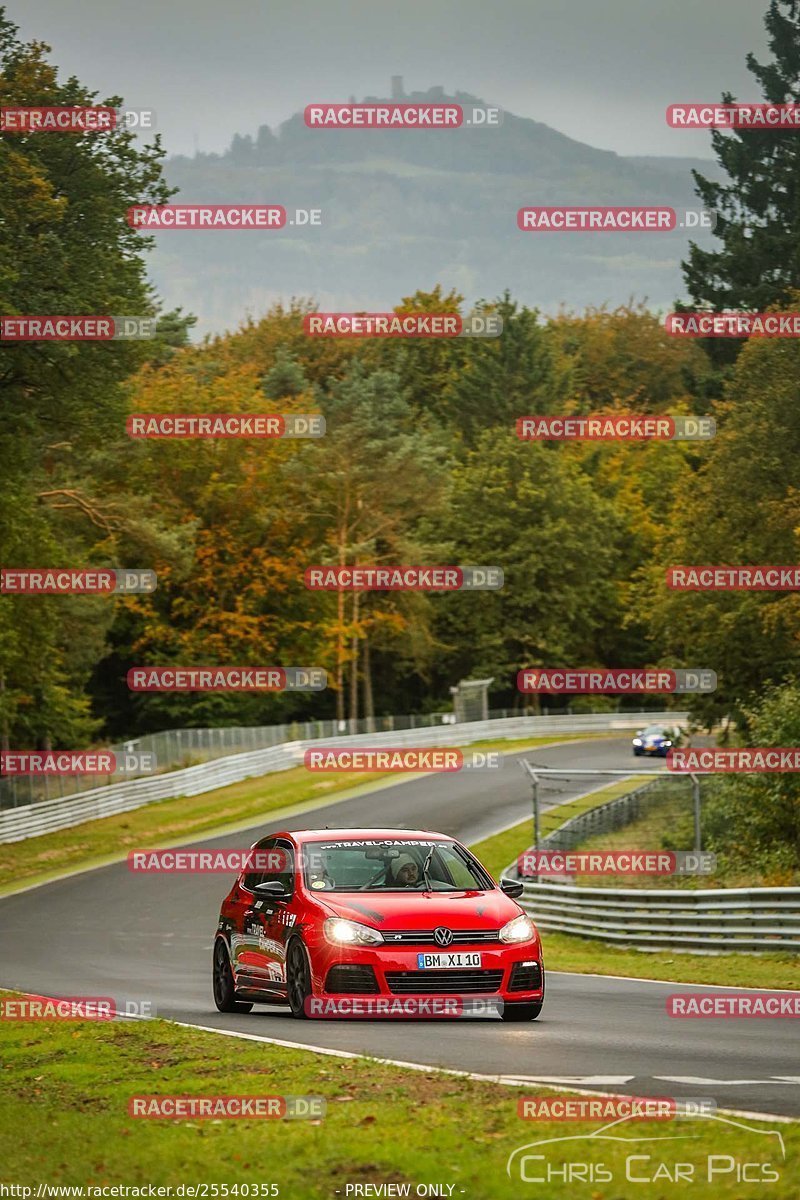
286 937 313 1019
501 1001 543 1021
213 937 253 1013
632 748 643 757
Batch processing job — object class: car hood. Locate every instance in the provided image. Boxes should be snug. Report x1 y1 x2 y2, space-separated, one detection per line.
313 889 523 930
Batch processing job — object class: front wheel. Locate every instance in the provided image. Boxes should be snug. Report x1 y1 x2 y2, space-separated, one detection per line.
501 1001 543 1021
213 938 253 1013
286 938 313 1018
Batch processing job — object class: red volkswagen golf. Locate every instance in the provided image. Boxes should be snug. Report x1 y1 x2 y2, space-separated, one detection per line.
213 828 544 1020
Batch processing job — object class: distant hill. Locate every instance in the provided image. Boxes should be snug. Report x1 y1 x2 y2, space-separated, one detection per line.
150 83 724 336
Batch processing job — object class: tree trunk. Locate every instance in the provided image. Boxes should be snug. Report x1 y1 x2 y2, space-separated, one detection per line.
0 673 8 754
349 590 359 726
335 582 345 723
363 637 374 732
335 521 347 722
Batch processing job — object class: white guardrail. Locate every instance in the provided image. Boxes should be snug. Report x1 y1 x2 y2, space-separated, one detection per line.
509 878 800 953
0 711 684 844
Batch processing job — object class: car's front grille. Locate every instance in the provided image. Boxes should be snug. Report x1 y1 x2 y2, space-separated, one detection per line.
380 929 501 945
325 964 379 994
385 970 504 994
509 961 543 991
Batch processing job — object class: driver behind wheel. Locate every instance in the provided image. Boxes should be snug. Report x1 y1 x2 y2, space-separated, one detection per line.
307 849 335 890
390 853 420 887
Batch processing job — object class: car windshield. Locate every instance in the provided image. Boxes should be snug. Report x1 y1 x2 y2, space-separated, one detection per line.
301 838 492 893
642 725 667 736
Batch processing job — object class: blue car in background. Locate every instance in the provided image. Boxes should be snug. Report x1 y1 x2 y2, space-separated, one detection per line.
631 724 680 757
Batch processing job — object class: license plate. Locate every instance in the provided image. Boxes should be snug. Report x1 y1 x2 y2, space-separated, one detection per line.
416 952 482 969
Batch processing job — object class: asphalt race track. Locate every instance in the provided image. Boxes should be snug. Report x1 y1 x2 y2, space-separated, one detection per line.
1 736 798 1119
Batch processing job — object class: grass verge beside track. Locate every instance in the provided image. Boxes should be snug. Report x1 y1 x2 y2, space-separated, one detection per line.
469 795 800 989
0 998 796 1195
472 777 651 879
0 734 605 896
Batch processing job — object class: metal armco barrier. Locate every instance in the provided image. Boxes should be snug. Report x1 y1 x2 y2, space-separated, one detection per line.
521 763 703 852
508 764 800 951
509 877 800 952
539 780 661 850
0 710 686 843
0 744 294 844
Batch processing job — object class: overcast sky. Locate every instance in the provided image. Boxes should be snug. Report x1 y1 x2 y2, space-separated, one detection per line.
13 0 769 159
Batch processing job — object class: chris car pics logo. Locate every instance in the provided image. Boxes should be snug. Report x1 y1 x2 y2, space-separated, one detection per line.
506 1112 785 1185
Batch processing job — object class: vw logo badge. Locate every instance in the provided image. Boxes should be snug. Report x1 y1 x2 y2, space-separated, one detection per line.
434 927 453 947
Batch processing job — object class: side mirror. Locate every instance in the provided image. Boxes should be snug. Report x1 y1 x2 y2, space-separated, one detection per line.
254 880 288 899
501 879 524 898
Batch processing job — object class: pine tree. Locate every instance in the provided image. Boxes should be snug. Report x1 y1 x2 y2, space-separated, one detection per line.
682 1 800 312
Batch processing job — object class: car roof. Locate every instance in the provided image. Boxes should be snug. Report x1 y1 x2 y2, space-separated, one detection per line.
274 828 451 843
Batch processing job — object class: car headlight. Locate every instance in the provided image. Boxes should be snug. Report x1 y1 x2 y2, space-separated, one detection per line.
499 914 535 944
632 738 643 746
323 918 384 946
663 740 672 747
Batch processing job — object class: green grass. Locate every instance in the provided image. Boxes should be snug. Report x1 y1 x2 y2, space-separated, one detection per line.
567 780 800 890
538 930 800 988
569 783 704 889
0 734 600 896
537 776 655 842
468 785 800 988
0 997 796 1196
471 776 651 880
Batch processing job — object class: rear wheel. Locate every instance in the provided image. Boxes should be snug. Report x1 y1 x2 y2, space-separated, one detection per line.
286 938 313 1018
501 1001 543 1021
213 938 253 1013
